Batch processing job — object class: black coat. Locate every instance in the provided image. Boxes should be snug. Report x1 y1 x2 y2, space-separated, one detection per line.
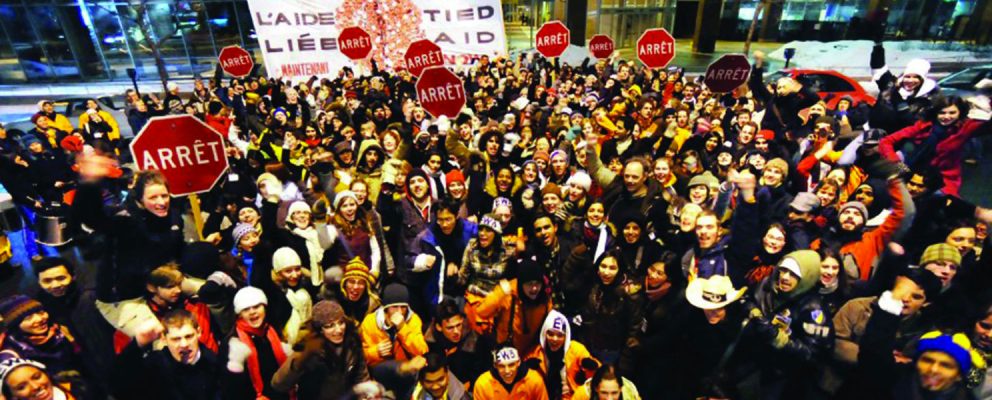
113 341 224 400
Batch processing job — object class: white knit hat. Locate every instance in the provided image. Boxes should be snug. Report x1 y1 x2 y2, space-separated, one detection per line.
566 171 592 192
902 58 931 79
233 286 267 314
272 247 302 272
333 191 358 210
287 201 310 218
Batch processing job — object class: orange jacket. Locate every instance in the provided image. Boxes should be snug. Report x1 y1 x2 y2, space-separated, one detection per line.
526 341 598 399
812 178 905 280
475 279 552 355
358 308 428 366
472 369 549 400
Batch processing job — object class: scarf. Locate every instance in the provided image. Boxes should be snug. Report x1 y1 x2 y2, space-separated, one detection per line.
235 319 289 399
644 279 672 302
291 225 324 286
5 324 77 374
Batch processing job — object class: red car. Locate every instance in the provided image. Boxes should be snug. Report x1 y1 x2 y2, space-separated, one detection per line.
766 69 876 108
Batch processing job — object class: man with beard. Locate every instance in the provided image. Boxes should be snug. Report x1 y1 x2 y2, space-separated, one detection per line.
32 257 114 396
412 352 472 400
529 214 582 315
113 310 224 400
681 169 763 285
407 199 478 317
380 169 436 303
812 163 908 282
473 346 548 399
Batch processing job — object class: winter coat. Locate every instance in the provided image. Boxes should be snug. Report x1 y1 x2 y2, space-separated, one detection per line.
869 44 940 134
355 139 386 203
358 307 429 366
72 182 186 301
472 367 549 400
857 302 977 400
576 277 643 374
112 341 223 400
377 191 433 286
459 238 516 298
425 321 494 387
411 371 471 400
878 119 988 196
748 65 821 136
744 250 834 397
271 330 371 399
476 279 553 355
811 178 906 281
526 310 599 400
406 219 478 307
78 109 120 141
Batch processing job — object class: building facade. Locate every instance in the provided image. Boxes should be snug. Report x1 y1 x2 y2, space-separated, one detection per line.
0 0 987 84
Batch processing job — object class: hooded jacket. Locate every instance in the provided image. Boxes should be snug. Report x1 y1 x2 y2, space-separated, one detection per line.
472 364 549 400
527 310 598 400
869 45 941 134
355 139 386 202
476 278 553 355
878 118 986 197
358 306 428 366
749 250 834 375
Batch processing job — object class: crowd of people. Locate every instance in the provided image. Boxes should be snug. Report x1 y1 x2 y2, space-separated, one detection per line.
0 41 991 400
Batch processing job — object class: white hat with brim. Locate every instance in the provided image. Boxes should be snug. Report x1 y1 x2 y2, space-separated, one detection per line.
686 275 747 310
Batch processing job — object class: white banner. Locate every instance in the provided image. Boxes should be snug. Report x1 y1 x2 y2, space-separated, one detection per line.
247 0 507 80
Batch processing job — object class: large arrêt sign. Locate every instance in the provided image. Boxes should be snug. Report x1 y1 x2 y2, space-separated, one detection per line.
704 54 751 93
129 115 229 197
416 66 466 118
337 26 373 60
535 21 569 58
218 45 254 77
247 0 507 80
637 28 676 69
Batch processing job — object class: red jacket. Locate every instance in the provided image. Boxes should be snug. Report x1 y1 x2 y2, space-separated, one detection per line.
879 119 986 196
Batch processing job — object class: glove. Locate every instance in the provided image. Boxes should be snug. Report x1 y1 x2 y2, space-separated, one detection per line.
771 328 790 349
206 271 237 288
227 337 252 373
572 314 584 327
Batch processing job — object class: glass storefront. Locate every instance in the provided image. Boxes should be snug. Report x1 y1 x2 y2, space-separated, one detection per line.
0 0 985 84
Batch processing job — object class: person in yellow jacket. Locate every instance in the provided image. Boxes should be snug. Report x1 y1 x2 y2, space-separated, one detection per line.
37 100 73 133
473 346 549 400
527 310 600 400
78 99 121 142
358 283 429 395
571 364 642 400
475 258 553 355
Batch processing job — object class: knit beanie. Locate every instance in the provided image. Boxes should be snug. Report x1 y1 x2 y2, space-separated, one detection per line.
381 284 410 308
839 201 869 221
406 168 430 191
342 257 376 287
479 214 503 234
566 171 592 193
0 351 46 393
445 169 466 186
311 300 345 329
232 222 258 246
0 296 44 329
533 150 551 164
541 182 563 199
517 258 545 285
920 243 962 268
765 158 789 179
688 171 719 190
287 201 311 218
233 286 267 314
333 191 358 210
903 58 931 79
916 331 984 376
272 247 302 272
759 129 776 141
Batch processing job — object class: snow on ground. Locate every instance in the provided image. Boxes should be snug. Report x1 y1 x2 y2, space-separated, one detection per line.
767 40 991 78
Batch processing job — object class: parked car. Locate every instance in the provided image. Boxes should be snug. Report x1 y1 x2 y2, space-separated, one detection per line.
765 69 876 108
4 95 133 146
938 64 992 100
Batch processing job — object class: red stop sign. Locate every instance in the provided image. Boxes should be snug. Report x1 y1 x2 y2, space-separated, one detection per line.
637 28 676 69
588 35 614 59
404 39 444 78
535 21 570 58
416 66 466 119
129 115 229 197
338 27 373 60
218 45 253 78
704 54 752 93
